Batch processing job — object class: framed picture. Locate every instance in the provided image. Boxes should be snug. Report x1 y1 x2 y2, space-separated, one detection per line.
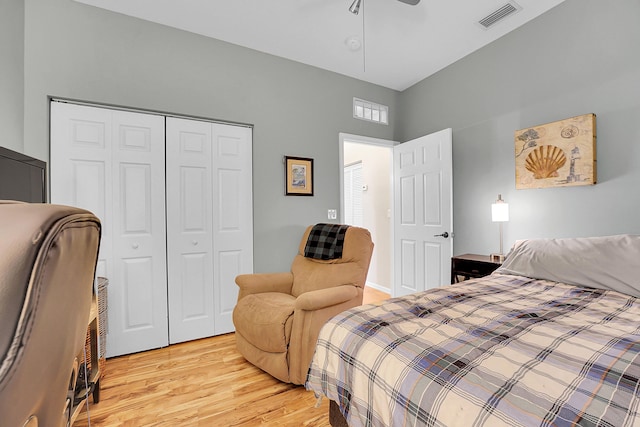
515 113 596 190
285 156 314 196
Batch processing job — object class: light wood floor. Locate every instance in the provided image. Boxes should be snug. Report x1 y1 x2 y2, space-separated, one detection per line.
74 287 389 427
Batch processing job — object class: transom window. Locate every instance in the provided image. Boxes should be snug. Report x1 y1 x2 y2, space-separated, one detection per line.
353 98 388 125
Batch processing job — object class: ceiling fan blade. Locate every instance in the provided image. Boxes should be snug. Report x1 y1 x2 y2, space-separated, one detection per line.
397 0 420 5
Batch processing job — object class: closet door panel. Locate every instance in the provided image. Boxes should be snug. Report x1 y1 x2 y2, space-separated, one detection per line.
53 102 253 352
212 124 253 334
51 102 168 358
50 102 112 279
166 117 215 344
218 250 242 324
113 163 157 329
181 253 207 315
108 110 168 356
72 161 107 219
121 257 155 328
218 169 241 229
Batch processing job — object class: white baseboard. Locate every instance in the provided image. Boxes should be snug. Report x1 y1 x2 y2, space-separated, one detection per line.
366 281 390 294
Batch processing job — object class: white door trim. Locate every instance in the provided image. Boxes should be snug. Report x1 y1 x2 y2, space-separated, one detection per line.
49 96 253 129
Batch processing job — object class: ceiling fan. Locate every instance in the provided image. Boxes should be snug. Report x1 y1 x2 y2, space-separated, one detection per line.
349 0 420 15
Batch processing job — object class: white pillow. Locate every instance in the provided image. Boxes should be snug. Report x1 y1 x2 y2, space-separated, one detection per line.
495 234 640 298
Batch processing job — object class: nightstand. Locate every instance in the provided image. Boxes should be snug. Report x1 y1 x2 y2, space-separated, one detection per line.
451 254 502 284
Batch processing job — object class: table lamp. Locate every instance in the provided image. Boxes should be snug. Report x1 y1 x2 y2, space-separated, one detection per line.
491 194 509 262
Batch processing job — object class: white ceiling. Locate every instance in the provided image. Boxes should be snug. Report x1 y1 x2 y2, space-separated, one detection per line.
74 0 566 91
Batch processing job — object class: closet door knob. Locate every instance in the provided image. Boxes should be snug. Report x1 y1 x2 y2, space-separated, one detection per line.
192 240 198 246
132 243 139 249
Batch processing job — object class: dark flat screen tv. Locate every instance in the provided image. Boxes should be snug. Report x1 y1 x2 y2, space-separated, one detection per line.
0 146 47 203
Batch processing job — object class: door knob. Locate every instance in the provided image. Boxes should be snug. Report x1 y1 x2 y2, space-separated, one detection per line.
434 232 449 238
132 243 139 249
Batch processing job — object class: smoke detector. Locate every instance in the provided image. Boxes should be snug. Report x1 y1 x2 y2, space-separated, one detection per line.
345 36 362 51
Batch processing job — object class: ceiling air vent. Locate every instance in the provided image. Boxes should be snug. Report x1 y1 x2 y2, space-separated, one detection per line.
478 1 522 29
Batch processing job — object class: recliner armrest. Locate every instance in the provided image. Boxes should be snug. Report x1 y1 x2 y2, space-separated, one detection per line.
295 285 359 311
288 284 363 384
236 272 294 300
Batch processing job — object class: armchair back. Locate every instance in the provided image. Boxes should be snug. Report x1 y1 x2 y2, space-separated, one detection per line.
291 225 374 297
0 201 101 427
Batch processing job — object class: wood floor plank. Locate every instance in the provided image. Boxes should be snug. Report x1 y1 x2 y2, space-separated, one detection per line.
73 287 389 426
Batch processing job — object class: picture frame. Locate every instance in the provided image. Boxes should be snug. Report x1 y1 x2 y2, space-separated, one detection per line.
285 156 314 196
515 113 596 190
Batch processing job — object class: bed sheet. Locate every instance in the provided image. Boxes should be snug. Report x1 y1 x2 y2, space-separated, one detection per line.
306 274 640 427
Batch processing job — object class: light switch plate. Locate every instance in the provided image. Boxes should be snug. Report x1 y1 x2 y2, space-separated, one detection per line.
327 209 337 220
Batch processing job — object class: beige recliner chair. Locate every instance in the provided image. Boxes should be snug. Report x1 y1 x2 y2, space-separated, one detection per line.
0 201 101 427
233 224 373 385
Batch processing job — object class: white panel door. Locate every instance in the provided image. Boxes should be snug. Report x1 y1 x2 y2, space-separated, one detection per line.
166 117 215 344
110 111 167 356
52 102 253 351
393 128 452 297
50 103 112 280
51 102 168 357
212 123 253 334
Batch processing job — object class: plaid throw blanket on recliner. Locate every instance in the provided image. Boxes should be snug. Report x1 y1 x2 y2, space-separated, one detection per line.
304 223 350 260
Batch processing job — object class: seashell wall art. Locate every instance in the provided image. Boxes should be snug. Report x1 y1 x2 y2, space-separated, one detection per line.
515 113 596 189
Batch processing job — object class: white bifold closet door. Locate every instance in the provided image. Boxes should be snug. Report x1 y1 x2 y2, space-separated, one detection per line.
51 102 253 357
50 102 169 357
343 162 364 227
166 117 253 344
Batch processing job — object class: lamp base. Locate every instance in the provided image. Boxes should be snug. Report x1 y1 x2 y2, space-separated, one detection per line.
490 253 505 263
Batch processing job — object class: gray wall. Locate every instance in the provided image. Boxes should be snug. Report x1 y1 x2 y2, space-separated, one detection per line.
0 0 24 152
22 0 398 272
398 0 640 256
12 0 640 274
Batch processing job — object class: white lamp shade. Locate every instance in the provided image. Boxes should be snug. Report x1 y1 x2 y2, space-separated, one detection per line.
492 202 509 222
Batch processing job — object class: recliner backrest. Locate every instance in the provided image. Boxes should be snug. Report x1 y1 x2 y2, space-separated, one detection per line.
0 201 101 427
290 225 374 297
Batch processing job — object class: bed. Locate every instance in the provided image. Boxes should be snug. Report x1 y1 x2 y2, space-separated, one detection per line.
306 235 640 427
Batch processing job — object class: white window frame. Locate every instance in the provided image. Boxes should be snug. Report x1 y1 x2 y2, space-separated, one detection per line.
353 98 388 125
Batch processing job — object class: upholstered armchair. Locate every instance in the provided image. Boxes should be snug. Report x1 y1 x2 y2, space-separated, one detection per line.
0 201 101 427
233 224 374 385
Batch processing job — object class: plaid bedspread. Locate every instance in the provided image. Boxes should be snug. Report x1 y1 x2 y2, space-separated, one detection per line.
306 274 640 427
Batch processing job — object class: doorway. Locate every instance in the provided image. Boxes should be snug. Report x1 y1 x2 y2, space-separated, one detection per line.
339 133 395 294
340 129 453 297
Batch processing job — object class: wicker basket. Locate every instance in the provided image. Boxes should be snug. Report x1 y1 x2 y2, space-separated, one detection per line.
97 277 108 374
83 328 93 371
83 277 108 376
